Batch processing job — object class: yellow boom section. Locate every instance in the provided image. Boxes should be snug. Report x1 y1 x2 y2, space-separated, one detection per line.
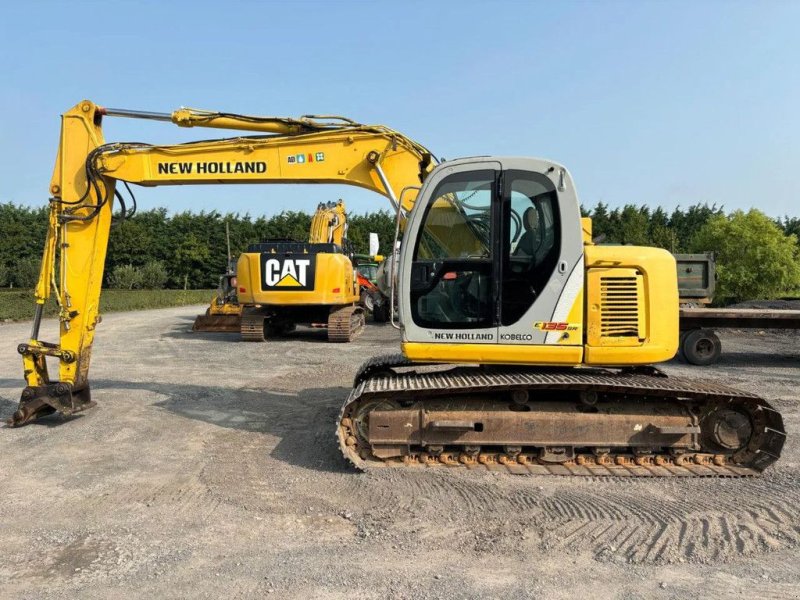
10 99 435 427
308 200 348 245
96 128 432 212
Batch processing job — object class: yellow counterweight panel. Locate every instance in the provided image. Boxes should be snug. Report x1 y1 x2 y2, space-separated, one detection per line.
583 245 678 365
237 252 359 306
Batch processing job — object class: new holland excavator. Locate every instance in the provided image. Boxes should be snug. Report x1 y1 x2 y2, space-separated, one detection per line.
9 100 786 477
193 199 369 342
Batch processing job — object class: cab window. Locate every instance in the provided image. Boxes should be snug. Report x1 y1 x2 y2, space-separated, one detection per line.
502 171 560 325
410 170 495 329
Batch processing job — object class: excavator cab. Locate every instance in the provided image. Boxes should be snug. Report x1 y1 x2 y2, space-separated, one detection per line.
397 156 679 367
398 157 583 363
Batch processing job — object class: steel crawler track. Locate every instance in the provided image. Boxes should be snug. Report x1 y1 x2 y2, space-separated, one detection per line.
328 306 366 343
337 355 786 476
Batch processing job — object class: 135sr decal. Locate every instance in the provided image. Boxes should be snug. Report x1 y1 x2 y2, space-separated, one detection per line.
533 321 579 331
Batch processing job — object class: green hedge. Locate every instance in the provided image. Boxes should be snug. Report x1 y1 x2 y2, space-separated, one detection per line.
0 289 213 322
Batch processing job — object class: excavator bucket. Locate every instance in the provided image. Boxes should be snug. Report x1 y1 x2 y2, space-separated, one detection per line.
192 303 243 332
192 313 242 332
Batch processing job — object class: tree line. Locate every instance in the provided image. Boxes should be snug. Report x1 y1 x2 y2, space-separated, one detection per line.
1 202 798 301
0 203 397 290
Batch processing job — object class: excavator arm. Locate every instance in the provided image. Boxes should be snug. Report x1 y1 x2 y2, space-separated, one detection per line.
10 99 435 426
309 200 348 246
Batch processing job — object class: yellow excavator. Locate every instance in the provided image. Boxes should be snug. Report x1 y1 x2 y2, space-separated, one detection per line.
9 100 785 477
192 199 366 341
238 198 363 342
192 221 243 333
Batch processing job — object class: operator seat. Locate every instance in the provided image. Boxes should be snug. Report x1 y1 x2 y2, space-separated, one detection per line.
514 207 542 258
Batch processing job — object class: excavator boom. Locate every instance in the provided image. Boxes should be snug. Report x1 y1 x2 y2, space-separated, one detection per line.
10 100 434 426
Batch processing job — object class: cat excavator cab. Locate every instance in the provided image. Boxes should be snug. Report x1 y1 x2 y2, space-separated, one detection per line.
9 101 785 478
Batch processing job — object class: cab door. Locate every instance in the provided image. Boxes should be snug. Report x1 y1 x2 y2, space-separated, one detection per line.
400 161 502 347
496 160 584 348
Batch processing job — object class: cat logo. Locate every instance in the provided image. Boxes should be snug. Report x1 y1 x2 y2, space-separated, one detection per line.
261 256 316 291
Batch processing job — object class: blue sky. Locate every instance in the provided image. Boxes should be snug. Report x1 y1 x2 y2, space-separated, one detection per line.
1 0 798 218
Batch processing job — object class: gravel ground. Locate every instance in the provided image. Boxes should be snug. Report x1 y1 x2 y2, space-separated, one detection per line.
0 306 798 599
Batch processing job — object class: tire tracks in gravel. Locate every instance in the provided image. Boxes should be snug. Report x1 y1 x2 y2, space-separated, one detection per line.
197 406 800 567
535 473 800 564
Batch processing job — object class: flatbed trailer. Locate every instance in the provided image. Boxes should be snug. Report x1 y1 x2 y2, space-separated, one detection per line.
679 307 800 365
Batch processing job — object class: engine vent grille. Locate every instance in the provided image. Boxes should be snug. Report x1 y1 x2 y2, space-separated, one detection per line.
599 276 641 338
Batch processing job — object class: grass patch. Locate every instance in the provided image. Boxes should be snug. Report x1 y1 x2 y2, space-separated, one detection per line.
0 289 213 322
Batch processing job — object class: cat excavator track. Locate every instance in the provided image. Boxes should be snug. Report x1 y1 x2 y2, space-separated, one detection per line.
337 355 785 476
240 311 268 342
328 306 366 343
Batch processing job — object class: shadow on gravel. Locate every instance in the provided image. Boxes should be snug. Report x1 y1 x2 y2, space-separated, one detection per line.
160 325 333 344
711 351 799 367
91 378 356 475
667 352 799 369
171 331 241 342
0 394 17 421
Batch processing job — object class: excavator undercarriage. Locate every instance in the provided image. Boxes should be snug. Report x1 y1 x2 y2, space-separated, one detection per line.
337 355 786 476
239 304 365 342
